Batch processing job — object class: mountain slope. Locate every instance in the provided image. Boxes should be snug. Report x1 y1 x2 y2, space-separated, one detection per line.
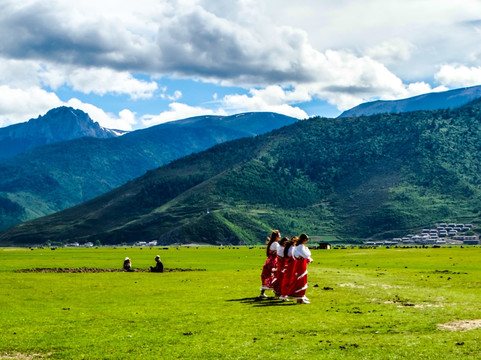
3 100 481 246
0 112 298 231
339 85 481 118
0 107 124 161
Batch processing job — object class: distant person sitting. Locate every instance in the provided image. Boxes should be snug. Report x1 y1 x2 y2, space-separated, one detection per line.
150 255 164 273
123 257 133 272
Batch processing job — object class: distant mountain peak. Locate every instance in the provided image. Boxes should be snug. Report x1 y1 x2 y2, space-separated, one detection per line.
29 106 122 138
0 107 126 161
339 85 481 118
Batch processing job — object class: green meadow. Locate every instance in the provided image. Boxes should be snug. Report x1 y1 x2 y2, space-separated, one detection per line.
1 246 481 359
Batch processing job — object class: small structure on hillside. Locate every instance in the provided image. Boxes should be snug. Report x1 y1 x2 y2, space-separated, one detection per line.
310 236 332 249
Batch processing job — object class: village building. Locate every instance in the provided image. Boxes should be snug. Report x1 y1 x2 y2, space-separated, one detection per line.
371 221 478 246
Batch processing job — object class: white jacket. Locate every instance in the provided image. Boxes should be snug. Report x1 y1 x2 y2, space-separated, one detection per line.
270 241 279 252
293 244 313 262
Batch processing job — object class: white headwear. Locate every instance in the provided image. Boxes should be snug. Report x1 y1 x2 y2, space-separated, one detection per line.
125 257 130 261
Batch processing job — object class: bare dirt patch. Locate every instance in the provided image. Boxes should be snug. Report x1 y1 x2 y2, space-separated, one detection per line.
15 267 206 273
438 319 481 331
383 301 444 308
339 283 365 289
413 303 444 309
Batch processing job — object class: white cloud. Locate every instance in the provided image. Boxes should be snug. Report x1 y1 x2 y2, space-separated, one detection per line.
1 0 436 93
141 102 227 127
0 84 139 130
170 90 183 101
154 3 319 84
434 65 481 88
365 38 415 64
267 0 481 83
66 98 137 131
160 89 183 101
221 85 309 119
1 0 481 125
0 58 44 89
68 68 158 99
38 65 158 100
0 85 63 127
302 51 438 110
0 58 159 101
267 0 481 51
406 82 448 96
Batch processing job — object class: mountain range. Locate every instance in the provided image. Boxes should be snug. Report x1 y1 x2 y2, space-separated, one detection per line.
3 98 481 246
0 107 125 162
339 84 481 118
0 110 298 231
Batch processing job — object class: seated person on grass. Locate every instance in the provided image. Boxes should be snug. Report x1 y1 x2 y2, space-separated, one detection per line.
123 257 133 272
150 255 164 273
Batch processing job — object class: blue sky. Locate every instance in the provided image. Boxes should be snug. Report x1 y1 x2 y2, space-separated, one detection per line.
1 0 481 130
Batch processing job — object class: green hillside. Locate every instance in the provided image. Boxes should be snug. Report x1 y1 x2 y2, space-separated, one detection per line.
3 100 481 246
0 112 297 231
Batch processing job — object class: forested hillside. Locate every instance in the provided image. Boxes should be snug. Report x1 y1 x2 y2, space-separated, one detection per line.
3 100 481 246
0 112 297 231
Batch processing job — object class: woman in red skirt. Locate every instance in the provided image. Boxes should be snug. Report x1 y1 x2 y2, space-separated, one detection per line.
259 230 280 297
279 237 297 301
273 237 289 297
288 234 313 304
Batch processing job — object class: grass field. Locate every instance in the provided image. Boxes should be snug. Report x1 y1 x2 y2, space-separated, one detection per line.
1 246 481 359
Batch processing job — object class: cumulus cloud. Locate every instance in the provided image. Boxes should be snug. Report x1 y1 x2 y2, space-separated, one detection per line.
0 85 63 127
365 38 415 64
0 84 138 130
154 3 321 84
0 59 45 89
1 0 481 126
37 64 158 99
0 1 158 71
66 98 137 131
0 57 158 101
141 102 227 127
267 0 481 58
160 89 183 101
221 86 309 119
435 65 481 88
67 68 158 99
298 51 439 110
0 0 429 93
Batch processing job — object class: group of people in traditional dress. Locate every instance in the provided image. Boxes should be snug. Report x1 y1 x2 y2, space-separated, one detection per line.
259 230 313 304
122 255 164 272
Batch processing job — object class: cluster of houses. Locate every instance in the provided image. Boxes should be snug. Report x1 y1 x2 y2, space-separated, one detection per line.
62 240 159 248
64 241 94 247
365 222 479 246
134 240 158 247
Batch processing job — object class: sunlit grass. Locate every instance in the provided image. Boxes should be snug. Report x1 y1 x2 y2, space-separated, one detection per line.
1 246 481 359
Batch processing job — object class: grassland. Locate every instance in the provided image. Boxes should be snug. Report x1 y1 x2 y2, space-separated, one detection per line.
1 246 481 359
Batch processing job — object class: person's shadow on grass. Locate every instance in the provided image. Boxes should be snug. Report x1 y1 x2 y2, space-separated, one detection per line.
226 297 296 307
